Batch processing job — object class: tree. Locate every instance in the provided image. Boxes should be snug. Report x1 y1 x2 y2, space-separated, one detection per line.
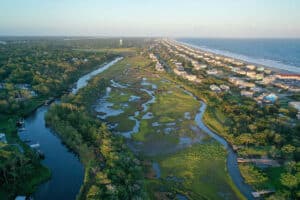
237 133 255 147
281 144 296 160
280 173 298 190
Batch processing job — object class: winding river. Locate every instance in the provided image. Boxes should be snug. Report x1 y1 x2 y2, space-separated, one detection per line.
95 75 254 199
18 55 253 199
18 57 123 200
178 86 253 199
195 101 254 200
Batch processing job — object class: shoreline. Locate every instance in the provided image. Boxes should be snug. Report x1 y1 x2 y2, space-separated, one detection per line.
175 39 300 74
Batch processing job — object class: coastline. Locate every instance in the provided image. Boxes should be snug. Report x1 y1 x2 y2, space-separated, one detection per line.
175 39 300 74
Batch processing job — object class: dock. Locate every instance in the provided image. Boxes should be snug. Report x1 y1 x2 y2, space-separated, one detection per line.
252 190 275 198
238 158 280 167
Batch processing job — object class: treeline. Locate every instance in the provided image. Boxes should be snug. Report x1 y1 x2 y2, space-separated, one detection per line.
45 76 146 199
0 143 50 199
0 39 116 115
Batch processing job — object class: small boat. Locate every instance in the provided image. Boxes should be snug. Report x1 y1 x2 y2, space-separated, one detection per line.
30 143 40 149
16 119 25 127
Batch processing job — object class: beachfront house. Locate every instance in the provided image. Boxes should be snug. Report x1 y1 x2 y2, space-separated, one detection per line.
250 87 263 93
263 93 278 103
220 84 230 91
261 75 276 84
175 62 184 71
246 65 256 71
229 77 256 88
155 63 164 72
257 66 265 72
210 84 221 92
206 69 219 75
236 69 247 75
241 90 254 98
276 74 300 81
246 71 257 79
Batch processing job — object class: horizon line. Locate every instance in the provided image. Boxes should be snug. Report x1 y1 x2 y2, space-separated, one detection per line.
0 35 300 40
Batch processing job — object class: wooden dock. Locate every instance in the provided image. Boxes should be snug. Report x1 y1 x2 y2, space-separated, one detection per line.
237 158 280 167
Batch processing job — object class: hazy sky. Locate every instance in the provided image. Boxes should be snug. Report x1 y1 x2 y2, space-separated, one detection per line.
1 0 300 38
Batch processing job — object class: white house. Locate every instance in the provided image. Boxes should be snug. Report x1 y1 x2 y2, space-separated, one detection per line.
220 84 230 91
210 85 221 92
241 90 254 98
246 65 256 70
0 133 7 143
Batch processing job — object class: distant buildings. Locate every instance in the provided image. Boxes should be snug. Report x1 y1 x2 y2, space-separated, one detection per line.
206 69 219 75
276 74 300 81
229 77 255 88
261 76 276 84
263 93 278 103
171 60 201 83
161 39 299 110
257 66 265 72
241 90 254 98
210 84 230 93
175 62 184 71
210 85 221 92
149 53 164 72
155 63 164 72
220 84 230 91
246 65 256 71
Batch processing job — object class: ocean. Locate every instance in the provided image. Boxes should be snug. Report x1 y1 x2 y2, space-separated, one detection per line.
177 38 300 73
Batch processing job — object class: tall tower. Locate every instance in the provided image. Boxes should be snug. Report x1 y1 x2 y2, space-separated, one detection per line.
119 39 123 47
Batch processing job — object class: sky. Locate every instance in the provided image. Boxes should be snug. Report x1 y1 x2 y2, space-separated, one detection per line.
0 0 300 38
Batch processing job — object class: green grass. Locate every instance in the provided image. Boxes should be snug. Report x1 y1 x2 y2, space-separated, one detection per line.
132 80 199 143
239 164 268 189
263 167 285 190
203 107 226 135
152 143 245 200
107 113 136 132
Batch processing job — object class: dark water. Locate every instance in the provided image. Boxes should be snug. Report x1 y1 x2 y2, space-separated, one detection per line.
18 57 123 200
178 38 300 73
19 106 84 200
